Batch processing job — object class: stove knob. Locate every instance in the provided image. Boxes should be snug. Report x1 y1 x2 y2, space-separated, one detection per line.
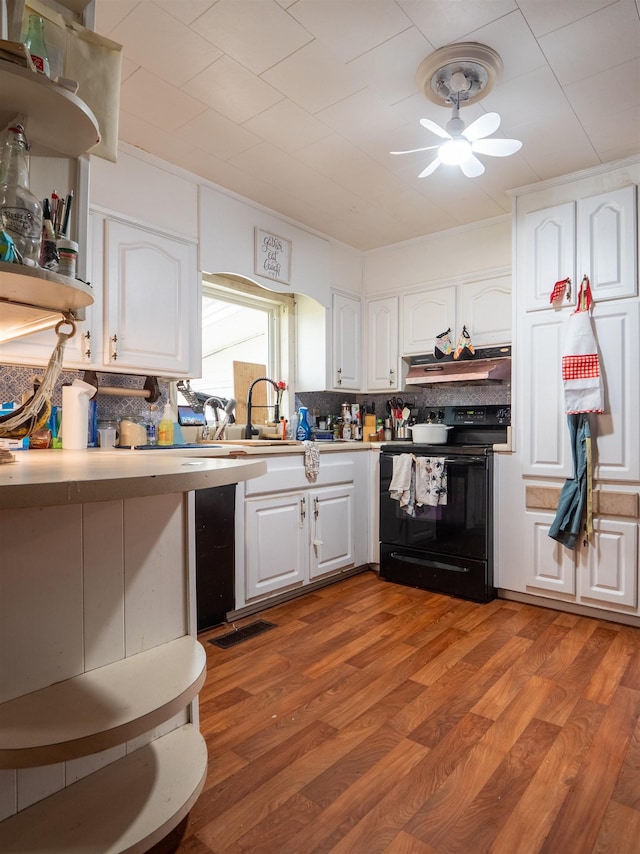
437 409 444 421
428 411 436 421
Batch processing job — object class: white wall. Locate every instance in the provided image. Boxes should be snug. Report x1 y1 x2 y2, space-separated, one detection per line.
90 146 199 239
363 215 512 297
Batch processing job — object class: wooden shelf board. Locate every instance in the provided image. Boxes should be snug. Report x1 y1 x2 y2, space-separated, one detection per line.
0 261 94 313
0 636 206 768
0 724 207 853
0 60 100 157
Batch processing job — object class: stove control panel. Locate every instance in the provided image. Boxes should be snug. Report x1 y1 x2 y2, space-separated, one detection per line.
446 405 511 426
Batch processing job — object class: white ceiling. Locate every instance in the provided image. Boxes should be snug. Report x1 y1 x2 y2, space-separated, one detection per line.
95 0 640 251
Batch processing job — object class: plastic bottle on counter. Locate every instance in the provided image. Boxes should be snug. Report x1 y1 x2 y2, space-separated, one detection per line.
158 403 174 446
296 406 311 441
0 125 42 265
23 14 50 77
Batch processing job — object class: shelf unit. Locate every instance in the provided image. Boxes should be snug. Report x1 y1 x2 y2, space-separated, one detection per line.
0 59 100 157
0 59 97 342
0 636 206 768
0 724 207 853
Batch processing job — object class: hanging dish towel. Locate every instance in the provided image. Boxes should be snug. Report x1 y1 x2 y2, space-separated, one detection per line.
561 276 604 415
549 414 592 549
389 453 414 512
303 440 320 482
415 457 448 506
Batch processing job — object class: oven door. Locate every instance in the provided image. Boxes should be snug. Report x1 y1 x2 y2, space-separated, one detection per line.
379 452 490 560
379 543 493 602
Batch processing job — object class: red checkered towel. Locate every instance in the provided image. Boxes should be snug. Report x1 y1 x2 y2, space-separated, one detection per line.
561 277 604 414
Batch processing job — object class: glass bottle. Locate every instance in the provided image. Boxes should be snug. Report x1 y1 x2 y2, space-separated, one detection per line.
23 14 50 77
0 125 42 265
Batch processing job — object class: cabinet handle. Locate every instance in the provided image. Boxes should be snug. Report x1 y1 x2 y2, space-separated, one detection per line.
111 333 118 361
300 496 306 523
389 368 395 386
336 368 342 386
83 331 91 361
314 496 319 519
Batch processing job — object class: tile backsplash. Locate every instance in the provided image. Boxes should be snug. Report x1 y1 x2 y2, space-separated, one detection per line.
2 362 511 435
297 383 511 422
0 363 171 422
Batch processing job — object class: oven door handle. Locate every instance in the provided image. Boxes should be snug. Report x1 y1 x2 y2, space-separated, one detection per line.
442 457 486 465
390 553 471 573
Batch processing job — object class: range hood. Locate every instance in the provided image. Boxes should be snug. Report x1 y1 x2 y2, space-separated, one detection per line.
404 346 511 386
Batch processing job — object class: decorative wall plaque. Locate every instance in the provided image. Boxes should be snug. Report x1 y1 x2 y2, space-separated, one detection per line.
254 228 291 284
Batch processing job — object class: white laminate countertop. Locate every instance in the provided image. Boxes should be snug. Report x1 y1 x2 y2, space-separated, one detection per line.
0 449 268 510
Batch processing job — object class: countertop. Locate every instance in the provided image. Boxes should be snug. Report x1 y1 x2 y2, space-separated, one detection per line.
0 449 268 510
0 440 379 509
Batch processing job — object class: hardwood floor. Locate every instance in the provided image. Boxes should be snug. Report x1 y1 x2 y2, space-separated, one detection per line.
168 571 640 853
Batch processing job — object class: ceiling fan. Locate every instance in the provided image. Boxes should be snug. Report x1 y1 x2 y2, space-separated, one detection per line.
391 43 523 178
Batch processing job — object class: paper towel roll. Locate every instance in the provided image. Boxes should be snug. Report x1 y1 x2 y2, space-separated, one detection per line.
61 380 96 450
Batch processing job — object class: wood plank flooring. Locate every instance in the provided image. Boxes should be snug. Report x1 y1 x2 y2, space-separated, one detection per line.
162 571 640 853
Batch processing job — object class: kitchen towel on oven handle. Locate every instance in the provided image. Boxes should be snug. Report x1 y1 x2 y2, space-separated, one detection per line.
389 453 414 512
415 457 448 507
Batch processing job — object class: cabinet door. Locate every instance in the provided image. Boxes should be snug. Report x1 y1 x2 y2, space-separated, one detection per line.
245 492 307 600
458 274 511 346
521 314 573 477
523 511 577 595
366 297 399 390
523 203 575 312
402 286 456 355
591 299 640 482
578 519 638 608
332 292 361 390
104 217 199 376
310 485 354 580
578 186 637 301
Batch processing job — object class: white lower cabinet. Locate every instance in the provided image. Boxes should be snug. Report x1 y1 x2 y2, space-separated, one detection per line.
245 492 308 600
239 452 366 608
523 509 638 611
309 484 354 579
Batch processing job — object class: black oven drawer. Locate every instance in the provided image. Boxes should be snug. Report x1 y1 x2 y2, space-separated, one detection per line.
379 543 495 603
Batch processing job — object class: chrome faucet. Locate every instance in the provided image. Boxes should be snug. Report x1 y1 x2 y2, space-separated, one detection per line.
202 396 236 440
245 377 280 440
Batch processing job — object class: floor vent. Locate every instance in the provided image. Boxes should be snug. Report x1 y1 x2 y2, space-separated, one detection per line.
209 620 276 649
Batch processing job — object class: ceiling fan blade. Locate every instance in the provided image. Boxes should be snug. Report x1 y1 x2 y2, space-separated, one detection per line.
459 154 485 178
419 118 451 139
418 157 442 178
472 138 523 157
463 112 501 141
390 144 440 155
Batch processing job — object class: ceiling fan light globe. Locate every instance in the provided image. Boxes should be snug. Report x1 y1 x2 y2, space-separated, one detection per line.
439 138 472 165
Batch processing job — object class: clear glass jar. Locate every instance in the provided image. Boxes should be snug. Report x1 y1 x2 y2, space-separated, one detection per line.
0 125 42 265
117 416 148 447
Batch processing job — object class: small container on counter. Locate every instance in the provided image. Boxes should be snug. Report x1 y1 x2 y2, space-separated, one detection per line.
118 415 148 447
97 419 118 450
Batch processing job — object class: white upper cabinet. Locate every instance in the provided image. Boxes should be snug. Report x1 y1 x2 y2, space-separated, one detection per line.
524 202 576 312
101 216 199 377
331 292 361 391
578 185 637 301
366 296 399 391
458 275 511 346
402 286 456 356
